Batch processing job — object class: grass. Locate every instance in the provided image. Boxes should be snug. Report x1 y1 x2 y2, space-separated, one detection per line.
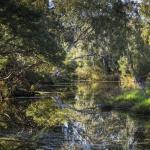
111 88 150 114
133 98 150 114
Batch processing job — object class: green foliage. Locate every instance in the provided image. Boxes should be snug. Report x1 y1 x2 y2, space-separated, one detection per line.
0 81 10 98
115 90 145 103
0 0 67 93
0 57 8 70
112 88 150 114
55 0 149 82
140 0 150 45
26 99 79 127
118 56 129 76
118 56 138 88
133 98 150 114
0 101 17 129
76 65 103 80
64 61 78 73
0 122 8 129
0 0 65 61
0 0 149 95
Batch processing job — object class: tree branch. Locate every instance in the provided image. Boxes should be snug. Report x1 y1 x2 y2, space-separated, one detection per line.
66 26 93 51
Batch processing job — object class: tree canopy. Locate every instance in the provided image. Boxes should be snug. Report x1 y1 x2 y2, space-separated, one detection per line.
0 0 149 91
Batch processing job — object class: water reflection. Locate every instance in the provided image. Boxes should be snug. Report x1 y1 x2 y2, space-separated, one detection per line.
0 82 150 149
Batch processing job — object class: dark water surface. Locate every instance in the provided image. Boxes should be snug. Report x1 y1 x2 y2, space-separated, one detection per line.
1 82 150 150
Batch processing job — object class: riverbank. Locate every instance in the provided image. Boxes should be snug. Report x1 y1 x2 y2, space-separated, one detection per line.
109 88 150 114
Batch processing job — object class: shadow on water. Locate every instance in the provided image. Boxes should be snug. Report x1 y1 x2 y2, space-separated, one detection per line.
1 82 150 150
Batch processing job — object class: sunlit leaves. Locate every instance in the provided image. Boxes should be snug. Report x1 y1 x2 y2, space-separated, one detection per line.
26 99 79 127
141 26 150 45
0 57 8 71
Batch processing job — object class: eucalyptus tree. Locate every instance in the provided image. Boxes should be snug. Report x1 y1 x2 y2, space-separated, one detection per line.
54 0 149 84
0 0 65 80
123 0 150 84
54 0 131 67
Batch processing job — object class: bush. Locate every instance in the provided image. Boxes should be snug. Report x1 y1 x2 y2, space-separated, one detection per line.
76 65 103 80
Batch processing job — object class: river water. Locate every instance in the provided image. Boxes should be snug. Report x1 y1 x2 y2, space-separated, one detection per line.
0 82 150 150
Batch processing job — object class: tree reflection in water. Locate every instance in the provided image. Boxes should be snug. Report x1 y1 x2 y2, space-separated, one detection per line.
0 82 150 149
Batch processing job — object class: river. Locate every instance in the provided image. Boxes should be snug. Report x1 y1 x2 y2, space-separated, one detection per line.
0 82 150 150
